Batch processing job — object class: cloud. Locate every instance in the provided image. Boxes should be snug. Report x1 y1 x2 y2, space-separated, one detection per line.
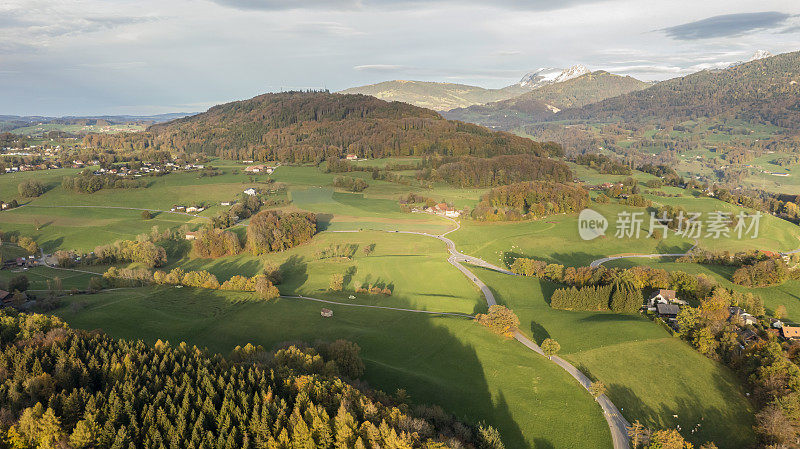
354 64 407 71
662 11 792 40
210 0 597 12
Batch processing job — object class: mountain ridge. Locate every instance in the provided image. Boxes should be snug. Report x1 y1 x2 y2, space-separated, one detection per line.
339 65 595 111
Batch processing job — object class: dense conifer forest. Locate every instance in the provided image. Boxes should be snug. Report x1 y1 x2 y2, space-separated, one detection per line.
0 311 503 449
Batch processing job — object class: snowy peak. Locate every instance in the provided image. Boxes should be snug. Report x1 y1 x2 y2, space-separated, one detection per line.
517 65 590 88
749 50 773 62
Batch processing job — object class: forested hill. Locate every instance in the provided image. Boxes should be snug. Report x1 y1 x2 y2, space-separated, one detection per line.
556 50 800 127
0 311 502 448
83 91 562 162
443 71 649 130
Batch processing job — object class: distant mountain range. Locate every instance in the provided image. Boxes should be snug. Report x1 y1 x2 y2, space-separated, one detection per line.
0 113 197 133
443 71 649 129
556 50 800 128
339 65 594 111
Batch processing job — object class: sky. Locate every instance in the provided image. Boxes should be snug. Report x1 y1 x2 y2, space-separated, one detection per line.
1 0 799 116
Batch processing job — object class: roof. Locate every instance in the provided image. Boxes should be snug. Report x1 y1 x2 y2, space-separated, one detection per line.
652 289 676 300
0 290 9 299
656 303 680 316
782 326 800 338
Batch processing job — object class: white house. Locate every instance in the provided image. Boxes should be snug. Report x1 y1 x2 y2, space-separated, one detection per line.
243 188 257 196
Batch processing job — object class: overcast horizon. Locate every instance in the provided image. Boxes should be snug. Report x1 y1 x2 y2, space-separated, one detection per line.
2 0 799 116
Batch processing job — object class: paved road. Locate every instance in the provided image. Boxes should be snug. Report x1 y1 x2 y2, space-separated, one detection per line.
16 204 205 219
394 215 631 449
589 239 700 268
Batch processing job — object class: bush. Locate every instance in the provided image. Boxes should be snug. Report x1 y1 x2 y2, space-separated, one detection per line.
141 210 153 219
17 237 38 255
541 338 561 357
329 273 344 291
8 275 29 292
333 176 368 192
17 179 45 197
476 305 519 337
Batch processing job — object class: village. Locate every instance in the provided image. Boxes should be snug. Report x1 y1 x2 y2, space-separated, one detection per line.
645 288 800 345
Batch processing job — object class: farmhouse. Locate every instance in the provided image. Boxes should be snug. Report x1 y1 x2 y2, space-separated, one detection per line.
427 203 461 218
729 306 756 325
781 326 800 340
244 188 258 196
320 308 333 318
656 303 680 319
185 231 198 240
645 289 684 310
244 164 267 173
345 154 358 161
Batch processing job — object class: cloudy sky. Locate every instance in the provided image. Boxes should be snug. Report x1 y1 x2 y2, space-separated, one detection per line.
1 0 799 116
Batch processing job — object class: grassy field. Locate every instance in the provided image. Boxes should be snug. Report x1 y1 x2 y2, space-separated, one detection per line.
477 268 756 449
169 231 481 314
450 195 800 268
51 251 613 449
0 163 478 250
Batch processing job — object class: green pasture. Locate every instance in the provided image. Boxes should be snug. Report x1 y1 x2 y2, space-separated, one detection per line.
51 287 611 449
478 268 755 449
168 231 480 314
450 196 800 268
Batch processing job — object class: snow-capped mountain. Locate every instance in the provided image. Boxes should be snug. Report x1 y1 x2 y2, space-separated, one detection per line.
517 65 590 88
725 50 774 69
748 50 773 62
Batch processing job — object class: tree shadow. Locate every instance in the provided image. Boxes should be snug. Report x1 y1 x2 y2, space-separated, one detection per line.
53 284 543 448
316 213 333 231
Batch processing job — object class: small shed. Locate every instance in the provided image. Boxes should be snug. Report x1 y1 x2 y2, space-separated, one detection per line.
321 308 333 318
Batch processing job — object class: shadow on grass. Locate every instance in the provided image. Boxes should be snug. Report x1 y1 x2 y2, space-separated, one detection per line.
54 284 537 448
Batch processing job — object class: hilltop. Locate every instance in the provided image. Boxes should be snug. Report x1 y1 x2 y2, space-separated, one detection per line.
557 50 800 127
83 91 562 162
443 71 649 129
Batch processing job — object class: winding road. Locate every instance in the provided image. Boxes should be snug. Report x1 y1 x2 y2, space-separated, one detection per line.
589 239 700 268
15 205 631 448
394 214 631 449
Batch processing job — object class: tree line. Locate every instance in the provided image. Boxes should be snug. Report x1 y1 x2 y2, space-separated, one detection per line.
422 154 572 188
471 181 588 221
510 256 765 314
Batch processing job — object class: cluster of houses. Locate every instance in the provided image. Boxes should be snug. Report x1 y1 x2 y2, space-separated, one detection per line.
243 164 277 174
645 288 800 344
418 203 461 218
94 162 205 178
1 255 37 270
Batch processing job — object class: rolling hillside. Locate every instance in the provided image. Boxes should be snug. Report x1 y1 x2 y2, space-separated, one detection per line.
443 71 649 129
339 80 532 111
83 91 562 162
558 50 800 127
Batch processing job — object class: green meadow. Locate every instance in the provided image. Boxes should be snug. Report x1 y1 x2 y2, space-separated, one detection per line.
476 268 756 449
51 230 613 449
451 194 800 268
